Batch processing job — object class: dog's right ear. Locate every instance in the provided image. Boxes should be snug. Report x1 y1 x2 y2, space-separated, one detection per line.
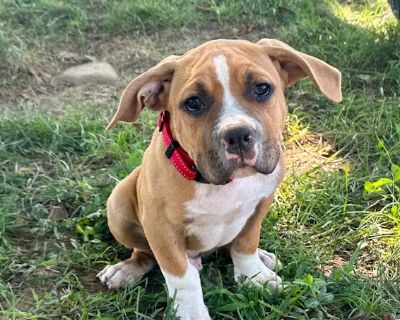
107 55 181 129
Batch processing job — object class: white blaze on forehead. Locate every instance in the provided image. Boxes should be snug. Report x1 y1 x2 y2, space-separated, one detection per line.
213 55 231 97
213 54 259 131
213 55 247 121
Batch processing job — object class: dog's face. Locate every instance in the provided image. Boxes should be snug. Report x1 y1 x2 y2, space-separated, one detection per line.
107 39 341 184
169 43 286 184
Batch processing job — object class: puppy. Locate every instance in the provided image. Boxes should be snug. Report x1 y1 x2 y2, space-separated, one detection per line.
97 38 341 320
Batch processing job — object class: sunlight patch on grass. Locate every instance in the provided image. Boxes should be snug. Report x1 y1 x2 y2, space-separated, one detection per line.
331 0 398 32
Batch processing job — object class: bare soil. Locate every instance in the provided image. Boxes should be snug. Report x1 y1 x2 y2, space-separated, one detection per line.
0 24 273 112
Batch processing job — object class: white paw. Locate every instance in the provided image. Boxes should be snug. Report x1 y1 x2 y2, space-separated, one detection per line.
231 249 282 290
175 301 211 320
97 260 154 289
245 266 282 289
258 248 282 271
162 262 210 320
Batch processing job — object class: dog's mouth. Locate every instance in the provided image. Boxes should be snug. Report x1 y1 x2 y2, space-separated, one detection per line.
196 152 280 185
230 164 258 179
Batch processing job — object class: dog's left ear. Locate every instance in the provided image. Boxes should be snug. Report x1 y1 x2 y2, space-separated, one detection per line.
257 38 342 103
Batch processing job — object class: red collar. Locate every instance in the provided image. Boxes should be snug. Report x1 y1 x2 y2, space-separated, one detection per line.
157 111 209 183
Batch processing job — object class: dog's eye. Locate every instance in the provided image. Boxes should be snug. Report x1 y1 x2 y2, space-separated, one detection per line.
252 83 272 101
184 96 205 113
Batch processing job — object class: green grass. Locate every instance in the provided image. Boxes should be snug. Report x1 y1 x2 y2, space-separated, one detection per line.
1 0 400 319
0 0 285 70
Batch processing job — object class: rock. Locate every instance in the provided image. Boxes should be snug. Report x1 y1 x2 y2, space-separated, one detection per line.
55 62 118 85
48 206 68 220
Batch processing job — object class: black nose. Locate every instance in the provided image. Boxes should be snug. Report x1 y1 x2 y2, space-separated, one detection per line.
222 127 255 155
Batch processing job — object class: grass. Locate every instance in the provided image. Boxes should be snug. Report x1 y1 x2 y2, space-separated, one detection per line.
1 0 400 319
0 0 285 71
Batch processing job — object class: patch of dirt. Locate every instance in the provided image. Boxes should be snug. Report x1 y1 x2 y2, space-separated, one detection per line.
284 133 346 176
0 24 275 113
357 238 400 278
318 238 400 278
319 255 347 276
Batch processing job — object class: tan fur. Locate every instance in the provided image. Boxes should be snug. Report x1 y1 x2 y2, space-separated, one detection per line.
232 194 275 255
103 38 341 286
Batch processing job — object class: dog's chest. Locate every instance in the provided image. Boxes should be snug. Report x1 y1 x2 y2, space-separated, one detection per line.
185 171 280 253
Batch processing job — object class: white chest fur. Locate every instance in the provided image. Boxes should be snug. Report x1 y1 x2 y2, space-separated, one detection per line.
185 164 281 254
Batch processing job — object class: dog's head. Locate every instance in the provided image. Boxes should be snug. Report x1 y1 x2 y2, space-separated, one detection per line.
108 39 341 184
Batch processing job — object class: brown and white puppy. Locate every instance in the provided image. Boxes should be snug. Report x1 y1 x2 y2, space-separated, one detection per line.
97 38 341 320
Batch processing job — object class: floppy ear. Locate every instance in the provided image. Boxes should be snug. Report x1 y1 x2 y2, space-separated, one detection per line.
257 38 342 103
107 55 181 129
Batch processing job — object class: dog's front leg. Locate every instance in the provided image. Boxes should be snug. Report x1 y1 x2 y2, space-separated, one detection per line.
162 260 210 320
230 197 282 289
143 218 210 320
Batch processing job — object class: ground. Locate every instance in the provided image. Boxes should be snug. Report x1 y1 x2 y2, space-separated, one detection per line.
0 0 400 319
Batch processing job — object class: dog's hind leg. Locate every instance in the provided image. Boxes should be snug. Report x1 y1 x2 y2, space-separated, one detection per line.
98 167 156 289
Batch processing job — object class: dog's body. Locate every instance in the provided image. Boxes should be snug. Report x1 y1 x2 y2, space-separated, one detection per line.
98 39 341 319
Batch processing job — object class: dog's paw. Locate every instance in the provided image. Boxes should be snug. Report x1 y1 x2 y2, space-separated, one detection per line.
235 263 282 289
175 302 211 320
246 267 282 289
231 249 282 290
97 260 154 290
258 248 282 271
162 262 210 320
